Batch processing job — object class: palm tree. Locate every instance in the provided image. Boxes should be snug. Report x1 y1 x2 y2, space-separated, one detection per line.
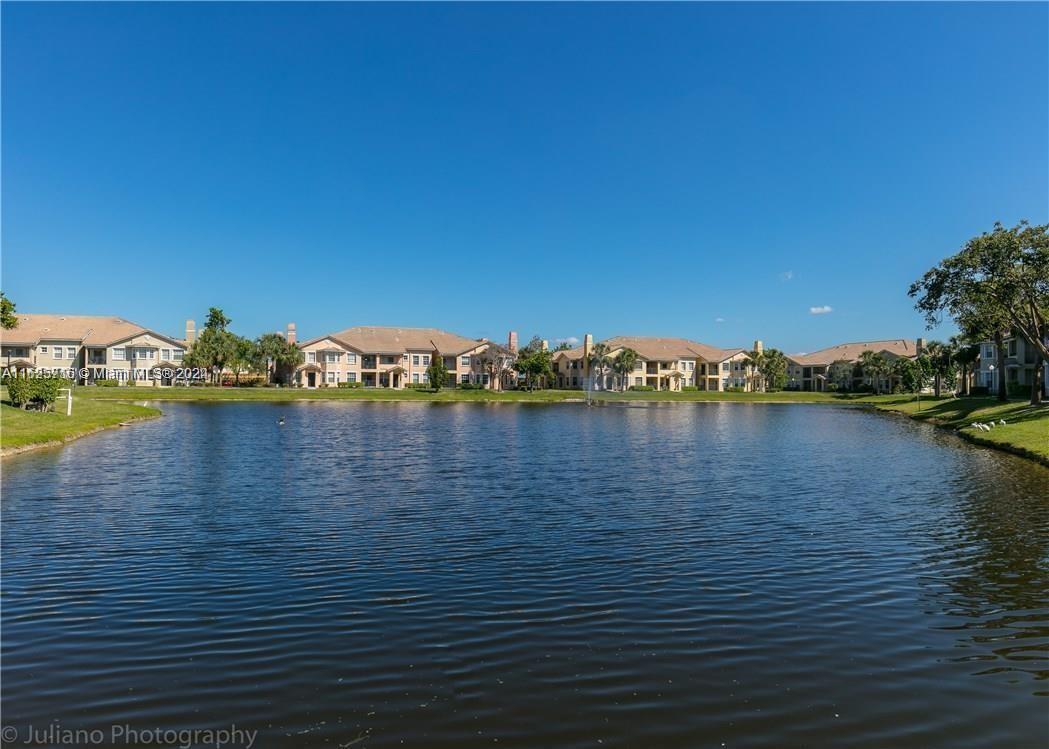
858 350 889 394
950 335 979 396
587 342 612 390
612 348 639 391
744 349 765 392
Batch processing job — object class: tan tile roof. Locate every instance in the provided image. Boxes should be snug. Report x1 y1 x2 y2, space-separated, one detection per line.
788 339 917 366
0 314 183 347
317 326 484 355
554 336 745 363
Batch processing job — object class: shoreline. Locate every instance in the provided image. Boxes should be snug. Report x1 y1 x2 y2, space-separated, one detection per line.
4 391 1045 466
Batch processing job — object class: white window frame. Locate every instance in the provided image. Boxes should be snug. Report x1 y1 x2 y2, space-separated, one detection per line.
307 351 316 363
112 347 126 361
346 353 357 364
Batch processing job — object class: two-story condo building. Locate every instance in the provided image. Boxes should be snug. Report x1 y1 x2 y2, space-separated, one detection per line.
976 335 1047 395
552 335 755 391
0 314 188 386
785 339 924 392
294 325 517 389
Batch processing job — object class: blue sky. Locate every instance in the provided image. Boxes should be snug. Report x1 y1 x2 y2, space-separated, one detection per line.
3 3 1046 353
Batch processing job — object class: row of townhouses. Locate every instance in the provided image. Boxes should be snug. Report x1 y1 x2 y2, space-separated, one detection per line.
1 313 1045 394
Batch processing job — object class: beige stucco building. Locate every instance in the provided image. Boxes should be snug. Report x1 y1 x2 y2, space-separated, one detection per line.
294 325 517 389
1 313 188 386
785 339 924 392
552 335 757 391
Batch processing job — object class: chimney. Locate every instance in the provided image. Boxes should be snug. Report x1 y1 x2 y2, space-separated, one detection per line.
287 323 297 345
185 320 196 345
754 339 764 355
541 339 549 352
583 333 593 372
508 331 518 354
916 337 925 356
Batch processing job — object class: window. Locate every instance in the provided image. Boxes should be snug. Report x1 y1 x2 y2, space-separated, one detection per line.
461 356 471 366
635 377 642 386
51 347 63 359
413 374 420 384
346 353 357 364
113 347 126 361
172 350 184 361
635 361 643 371
413 355 420 366
1008 340 1017 357
422 373 429 383
308 352 316 363
403 353 409 361
422 355 430 365
135 348 154 360
66 347 76 359
161 349 171 360
382 355 396 365
688 362 694 370
326 353 337 363
347 372 357 383
722 362 730 372
460 373 469 383
40 346 48 354
326 372 336 383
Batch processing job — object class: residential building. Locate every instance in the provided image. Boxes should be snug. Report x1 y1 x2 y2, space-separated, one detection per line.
0 313 188 386
552 334 756 391
976 336 1047 395
786 339 924 392
294 325 517 389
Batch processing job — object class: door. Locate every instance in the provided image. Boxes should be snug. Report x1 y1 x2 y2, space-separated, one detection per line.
307 372 316 388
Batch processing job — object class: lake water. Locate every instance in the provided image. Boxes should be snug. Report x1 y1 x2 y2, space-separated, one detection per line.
2 402 1047 748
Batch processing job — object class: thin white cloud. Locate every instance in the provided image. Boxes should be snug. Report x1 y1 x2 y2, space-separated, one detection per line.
556 336 580 346
809 305 833 315
714 317 725 323
780 270 794 281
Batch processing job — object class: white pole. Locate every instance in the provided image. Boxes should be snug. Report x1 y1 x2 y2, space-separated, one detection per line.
66 388 72 416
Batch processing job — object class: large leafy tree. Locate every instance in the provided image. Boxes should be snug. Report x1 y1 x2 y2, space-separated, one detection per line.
514 337 554 390
910 221 1049 404
0 292 17 330
185 307 239 384
472 344 515 390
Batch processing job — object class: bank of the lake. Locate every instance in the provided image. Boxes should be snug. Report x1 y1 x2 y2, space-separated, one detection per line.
7 386 1047 464
0 396 160 455
871 395 1049 465
76 385 863 404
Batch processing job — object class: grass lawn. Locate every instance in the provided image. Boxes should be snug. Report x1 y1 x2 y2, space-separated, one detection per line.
1 395 160 453
870 395 1049 463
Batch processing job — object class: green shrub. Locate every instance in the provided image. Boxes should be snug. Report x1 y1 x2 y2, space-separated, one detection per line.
405 382 429 389
682 386 698 392
337 381 364 389
726 386 746 392
458 383 485 390
629 385 654 392
5 376 68 410
1007 382 1028 398
969 386 990 396
6 377 34 407
94 379 119 387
